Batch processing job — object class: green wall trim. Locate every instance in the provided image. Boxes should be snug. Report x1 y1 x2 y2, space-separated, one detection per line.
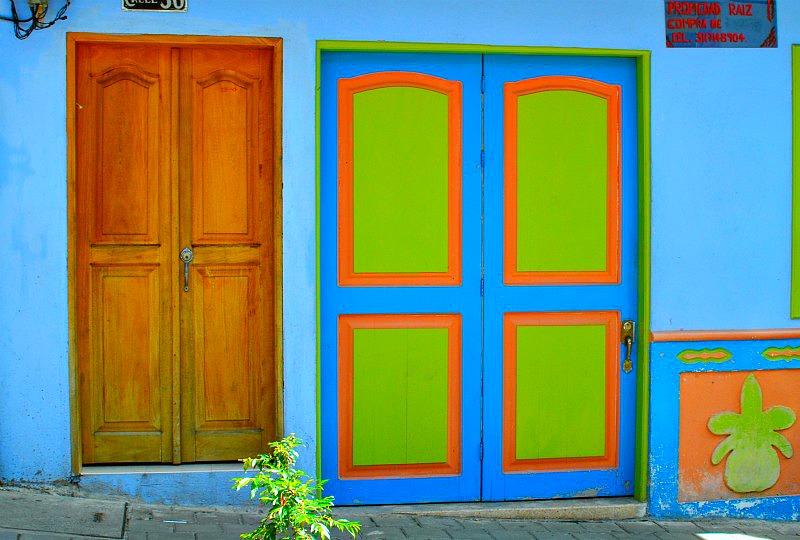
634 52 652 503
316 40 652 502
316 43 323 491
792 45 800 319
317 40 650 58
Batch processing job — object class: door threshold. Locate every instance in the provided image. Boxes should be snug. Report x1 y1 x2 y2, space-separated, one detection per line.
81 462 242 475
335 497 646 521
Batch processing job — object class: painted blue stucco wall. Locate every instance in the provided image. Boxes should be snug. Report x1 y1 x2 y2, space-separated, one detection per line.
3 0 800 508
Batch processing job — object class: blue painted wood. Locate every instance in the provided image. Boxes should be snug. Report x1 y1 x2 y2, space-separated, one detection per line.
321 52 639 504
481 54 639 501
320 51 484 504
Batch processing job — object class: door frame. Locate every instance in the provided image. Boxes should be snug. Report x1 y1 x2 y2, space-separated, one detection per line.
66 32 284 474
315 40 652 501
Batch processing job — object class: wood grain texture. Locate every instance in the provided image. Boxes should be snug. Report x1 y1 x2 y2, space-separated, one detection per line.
76 43 173 463
74 38 279 465
190 48 267 244
180 45 276 462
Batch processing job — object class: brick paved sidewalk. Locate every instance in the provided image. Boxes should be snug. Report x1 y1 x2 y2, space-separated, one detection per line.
2 487 800 540
121 506 800 539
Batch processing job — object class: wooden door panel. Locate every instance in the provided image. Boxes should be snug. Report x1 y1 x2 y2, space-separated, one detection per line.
93 66 161 243
183 257 272 461
192 70 255 241
78 45 168 246
91 265 162 429
76 43 173 464
503 77 620 285
84 264 168 463
192 265 261 429
188 263 267 462
189 47 272 245
337 72 463 286
502 311 620 473
180 46 276 462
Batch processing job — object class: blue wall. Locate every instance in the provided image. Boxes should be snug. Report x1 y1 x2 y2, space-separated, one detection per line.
3 0 800 508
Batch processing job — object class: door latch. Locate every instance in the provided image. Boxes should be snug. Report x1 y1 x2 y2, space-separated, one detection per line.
621 320 636 374
180 247 194 292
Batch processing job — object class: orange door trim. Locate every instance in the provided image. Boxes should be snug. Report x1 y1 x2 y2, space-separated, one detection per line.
337 313 462 478
502 310 620 473
338 71 463 287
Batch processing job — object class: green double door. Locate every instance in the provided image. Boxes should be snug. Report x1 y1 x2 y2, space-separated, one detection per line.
320 51 639 504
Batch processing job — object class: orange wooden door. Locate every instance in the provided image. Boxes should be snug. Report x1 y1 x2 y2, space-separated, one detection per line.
75 40 277 464
178 45 276 462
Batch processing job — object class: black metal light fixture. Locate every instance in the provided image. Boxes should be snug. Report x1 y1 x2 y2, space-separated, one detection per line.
1 0 70 40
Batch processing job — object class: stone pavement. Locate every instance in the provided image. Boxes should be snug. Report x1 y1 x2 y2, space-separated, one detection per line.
2 486 800 539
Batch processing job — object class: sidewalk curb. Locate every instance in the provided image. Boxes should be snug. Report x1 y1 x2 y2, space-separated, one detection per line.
336 497 647 521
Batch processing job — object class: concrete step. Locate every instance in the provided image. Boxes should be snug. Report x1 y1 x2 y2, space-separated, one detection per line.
0 487 127 538
337 497 646 521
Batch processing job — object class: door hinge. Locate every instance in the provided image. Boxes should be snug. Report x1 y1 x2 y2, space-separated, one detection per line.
480 149 485 168
479 441 483 461
480 277 484 297
481 73 485 94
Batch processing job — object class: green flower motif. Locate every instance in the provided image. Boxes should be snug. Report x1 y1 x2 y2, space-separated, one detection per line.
708 373 796 493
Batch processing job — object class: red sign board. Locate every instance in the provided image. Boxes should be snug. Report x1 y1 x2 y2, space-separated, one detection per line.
665 1 777 47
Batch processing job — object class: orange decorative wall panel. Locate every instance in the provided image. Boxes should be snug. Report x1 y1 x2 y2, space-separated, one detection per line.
679 370 800 502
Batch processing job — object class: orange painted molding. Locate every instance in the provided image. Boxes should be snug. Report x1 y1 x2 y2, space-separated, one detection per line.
338 313 462 479
503 76 621 286
650 329 800 342
338 71 462 287
502 311 620 473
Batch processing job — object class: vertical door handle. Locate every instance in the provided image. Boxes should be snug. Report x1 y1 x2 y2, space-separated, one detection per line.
180 247 194 292
621 320 636 373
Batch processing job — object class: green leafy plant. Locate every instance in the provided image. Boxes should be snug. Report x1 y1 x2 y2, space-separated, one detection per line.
233 434 360 540
708 373 796 493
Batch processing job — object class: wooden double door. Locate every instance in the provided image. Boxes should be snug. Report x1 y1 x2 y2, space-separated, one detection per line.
73 37 279 464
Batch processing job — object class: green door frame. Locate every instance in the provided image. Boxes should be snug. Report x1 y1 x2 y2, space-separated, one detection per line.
315 40 652 501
